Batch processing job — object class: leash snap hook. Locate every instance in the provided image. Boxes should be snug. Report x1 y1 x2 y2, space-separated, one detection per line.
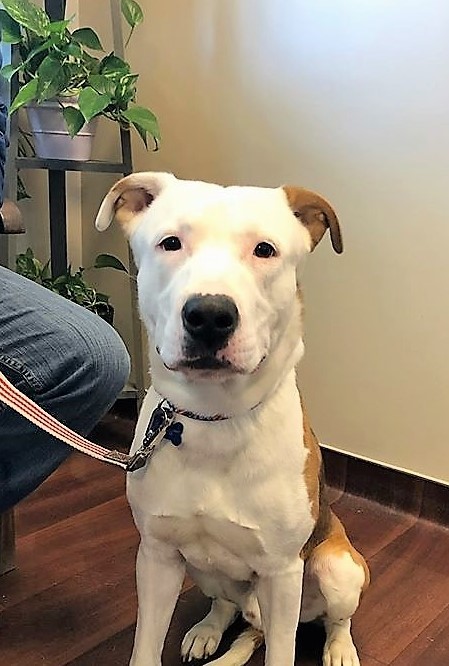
126 400 175 473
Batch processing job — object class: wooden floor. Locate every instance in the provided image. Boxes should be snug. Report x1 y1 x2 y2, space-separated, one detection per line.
1 412 449 665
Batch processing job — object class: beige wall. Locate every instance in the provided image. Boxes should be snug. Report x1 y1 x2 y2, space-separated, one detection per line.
80 1 448 482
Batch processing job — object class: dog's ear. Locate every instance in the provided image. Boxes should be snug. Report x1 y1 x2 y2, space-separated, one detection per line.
95 172 176 235
282 186 343 254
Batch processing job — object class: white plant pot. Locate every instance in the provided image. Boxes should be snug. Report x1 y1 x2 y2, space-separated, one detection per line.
26 97 97 161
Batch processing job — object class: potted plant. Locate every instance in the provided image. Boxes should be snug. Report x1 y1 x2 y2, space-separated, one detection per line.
0 0 159 160
16 248 115 324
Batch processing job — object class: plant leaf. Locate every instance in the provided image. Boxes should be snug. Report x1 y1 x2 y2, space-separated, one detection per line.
2 0 50 37
65 42 83 58
9 78 38 114
0 9 21 43
22 37 54 69
88 73 115 96
72 27 104 51
99 53 130 78
48 18 72 35
36 55 67 101
78 86 111 122
0 63 22 81
62 106 85 137
122 105 160 139
41 259 51 280
132 121 148 148
121 0 144 29
17 174 31 200
94 253 129 273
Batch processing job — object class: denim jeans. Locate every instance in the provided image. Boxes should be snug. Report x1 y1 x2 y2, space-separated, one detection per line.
0 266 130 511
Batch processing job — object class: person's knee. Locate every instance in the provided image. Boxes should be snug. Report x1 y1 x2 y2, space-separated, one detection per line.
73 315 131 413
88 319 131 403
37 309 131 432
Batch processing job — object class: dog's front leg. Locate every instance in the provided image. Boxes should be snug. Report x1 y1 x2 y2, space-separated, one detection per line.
256 559 305 666
130 537 185 666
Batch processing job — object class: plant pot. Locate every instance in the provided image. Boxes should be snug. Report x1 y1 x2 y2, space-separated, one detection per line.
26 97 97 161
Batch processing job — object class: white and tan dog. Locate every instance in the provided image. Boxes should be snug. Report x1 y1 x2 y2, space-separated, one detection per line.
95 173 369 666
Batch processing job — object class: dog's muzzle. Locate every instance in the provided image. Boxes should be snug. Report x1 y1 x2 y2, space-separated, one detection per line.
182 294 239 356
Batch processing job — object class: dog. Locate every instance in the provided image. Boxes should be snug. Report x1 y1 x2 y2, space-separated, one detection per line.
95 173 369 666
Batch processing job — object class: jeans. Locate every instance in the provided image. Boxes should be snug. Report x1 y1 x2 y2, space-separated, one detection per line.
0 266 130 511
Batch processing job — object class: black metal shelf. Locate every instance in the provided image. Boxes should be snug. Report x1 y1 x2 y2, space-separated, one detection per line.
7 0 146 405
16 157 128 173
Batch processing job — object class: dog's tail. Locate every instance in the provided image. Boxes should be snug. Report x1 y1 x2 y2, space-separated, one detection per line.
207 627 264 666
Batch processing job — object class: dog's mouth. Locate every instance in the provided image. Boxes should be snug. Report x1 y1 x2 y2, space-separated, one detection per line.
156 346 240 374
180 357 232 370
164 356 240 375
156 347 266 376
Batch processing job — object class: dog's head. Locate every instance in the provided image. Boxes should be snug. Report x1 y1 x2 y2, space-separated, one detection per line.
95 173 341 384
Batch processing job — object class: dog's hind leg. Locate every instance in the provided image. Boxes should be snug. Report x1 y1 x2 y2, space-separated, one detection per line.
181 597 238 662
308 512 370 666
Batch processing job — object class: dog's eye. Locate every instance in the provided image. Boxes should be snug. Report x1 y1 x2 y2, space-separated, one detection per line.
159 236 182 251
254 242 277 258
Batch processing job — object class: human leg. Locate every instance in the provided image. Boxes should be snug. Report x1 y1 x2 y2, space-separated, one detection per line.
0 266 130 510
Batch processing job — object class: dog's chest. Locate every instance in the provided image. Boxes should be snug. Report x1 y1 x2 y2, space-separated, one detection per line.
128 402 315 579
149 511 264 581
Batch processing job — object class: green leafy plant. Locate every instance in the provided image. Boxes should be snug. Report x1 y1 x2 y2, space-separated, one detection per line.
94 252 129 274
16 247 115 323
0 0 160 148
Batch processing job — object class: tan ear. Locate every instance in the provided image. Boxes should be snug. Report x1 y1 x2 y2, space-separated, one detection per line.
282 186 343 254
95 172 176 234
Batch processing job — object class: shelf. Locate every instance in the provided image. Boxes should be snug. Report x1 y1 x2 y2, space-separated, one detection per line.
118 382 139 399
16 157 129 173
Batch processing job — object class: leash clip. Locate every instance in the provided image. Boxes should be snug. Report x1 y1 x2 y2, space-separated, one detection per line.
126 401 174 472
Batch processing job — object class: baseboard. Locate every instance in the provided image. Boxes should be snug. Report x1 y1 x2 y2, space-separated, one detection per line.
321 445 449 527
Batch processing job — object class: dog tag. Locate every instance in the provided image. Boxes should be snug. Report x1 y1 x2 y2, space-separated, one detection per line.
164 422 184 446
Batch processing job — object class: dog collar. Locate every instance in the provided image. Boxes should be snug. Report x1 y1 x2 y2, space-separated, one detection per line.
126 399 230 472
170 403 233 422
126 398 260 472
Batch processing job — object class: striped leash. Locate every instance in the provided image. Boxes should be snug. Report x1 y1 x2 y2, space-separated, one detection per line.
0 369 175 473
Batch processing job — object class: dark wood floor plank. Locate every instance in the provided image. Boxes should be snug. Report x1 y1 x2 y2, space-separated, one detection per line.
0 507 15 574
0 548 138 666
15 453 126 538
1 495 138 611
331 493 416 559
391 603 449 666
67 626 135 666
354 520 449 663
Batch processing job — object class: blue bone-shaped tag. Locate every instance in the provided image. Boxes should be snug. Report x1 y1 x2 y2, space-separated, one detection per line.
165 422 184 446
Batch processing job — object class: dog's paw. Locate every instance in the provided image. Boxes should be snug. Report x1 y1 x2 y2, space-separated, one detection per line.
181 623 222 662
323 638 360 666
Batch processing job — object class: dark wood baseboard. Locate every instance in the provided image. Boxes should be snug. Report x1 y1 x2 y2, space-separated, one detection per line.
322 447 449 526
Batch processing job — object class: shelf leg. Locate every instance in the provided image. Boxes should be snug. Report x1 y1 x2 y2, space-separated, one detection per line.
48 170 67 277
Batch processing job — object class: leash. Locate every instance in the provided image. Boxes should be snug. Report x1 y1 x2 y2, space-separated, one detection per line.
0 369 130 470
0 369 233 474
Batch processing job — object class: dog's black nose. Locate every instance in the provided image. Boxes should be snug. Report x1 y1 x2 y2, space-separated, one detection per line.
182 294 239 351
